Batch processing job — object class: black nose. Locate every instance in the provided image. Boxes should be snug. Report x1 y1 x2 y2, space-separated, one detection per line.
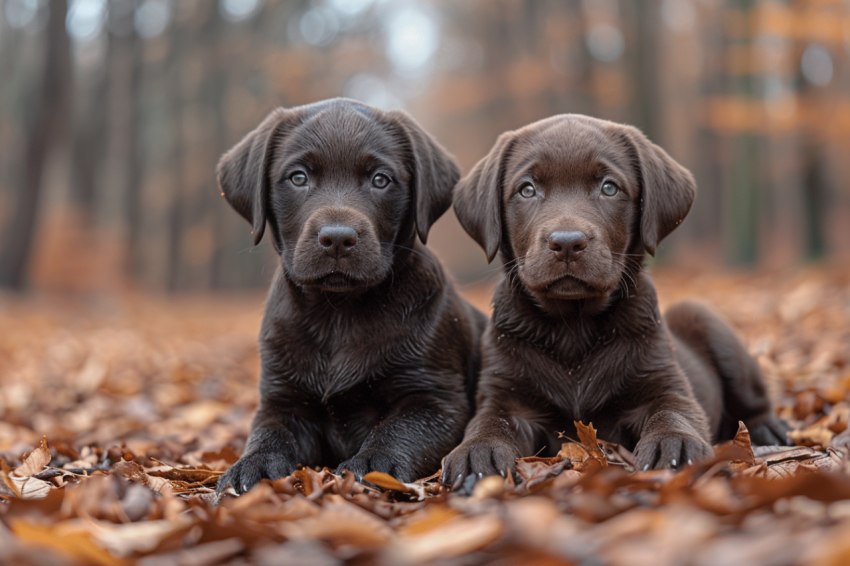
548 230 587 262
318 225 358 257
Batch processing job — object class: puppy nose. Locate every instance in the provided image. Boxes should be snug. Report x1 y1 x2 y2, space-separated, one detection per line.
318 225 358 257
548 231 587 262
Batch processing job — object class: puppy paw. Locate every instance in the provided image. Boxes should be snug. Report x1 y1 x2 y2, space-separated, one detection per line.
634 431 712 471
216 451 295 496
748 416 792 446
440 437 518 490
336 449 413 483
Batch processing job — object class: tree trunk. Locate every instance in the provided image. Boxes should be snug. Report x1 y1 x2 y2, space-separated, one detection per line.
0 0 71 289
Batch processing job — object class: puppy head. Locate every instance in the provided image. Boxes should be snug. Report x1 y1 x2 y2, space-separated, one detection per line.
217 98 459 292
454 114 696 302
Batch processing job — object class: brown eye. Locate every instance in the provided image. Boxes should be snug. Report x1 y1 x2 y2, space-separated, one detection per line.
519 183 536 198
372 173 391 189
290 172 308 186
601 181 619 196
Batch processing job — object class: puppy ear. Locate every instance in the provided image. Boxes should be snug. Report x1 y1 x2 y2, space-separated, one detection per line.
388 111 461 244
217 108 288 246
623 127 697 256
453 132 514 263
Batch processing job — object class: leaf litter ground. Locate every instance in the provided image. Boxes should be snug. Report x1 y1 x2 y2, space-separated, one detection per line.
1 265 849 565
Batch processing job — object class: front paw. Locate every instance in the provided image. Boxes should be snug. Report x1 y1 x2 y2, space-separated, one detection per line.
748 416 792 446
440 437 518 490
634 431 712 471
336 449 413 483
216 451 295 496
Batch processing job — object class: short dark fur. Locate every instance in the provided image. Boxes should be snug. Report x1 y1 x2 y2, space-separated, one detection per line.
216 98 486 495
442 115 789 486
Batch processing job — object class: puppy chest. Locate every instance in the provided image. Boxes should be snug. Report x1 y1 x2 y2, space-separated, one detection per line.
500 345 626 422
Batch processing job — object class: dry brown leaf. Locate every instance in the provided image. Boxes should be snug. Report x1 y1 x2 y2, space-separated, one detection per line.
362 471 427 499
400 504 460 535
515 456 566 483
7 475 52 500
363 471 409 492
2 268 849 565
182 445 240 470
828 402 850 433
558 442 591 461
1 458 22 498
11 520 129 566
14 436 51 477
146 461 222 485
280 494 394 547
574 421 608 466
146 475 171 493
144 538 246 566
386 515 503 563
789 417 835 447
756 446 821 465
1 454 52 500
83 517 195 556
725 422 756 471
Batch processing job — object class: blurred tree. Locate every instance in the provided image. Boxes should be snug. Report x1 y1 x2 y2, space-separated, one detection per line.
728 1 759 265
0 0 71 289
0 0 847 292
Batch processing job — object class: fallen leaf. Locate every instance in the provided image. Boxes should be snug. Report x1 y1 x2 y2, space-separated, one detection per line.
386 515 503 563
558 442 591 462
363 471 408 492
574 421 608 467
11 520 129 566
14 437 51 477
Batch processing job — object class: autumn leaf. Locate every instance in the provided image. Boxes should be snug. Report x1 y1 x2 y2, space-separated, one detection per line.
11 520 129 566
788 416 835 447
572 421 608 467
15 437 51 477
1 457 51 500
721 421 757 472
363 471 408 492
1 266 849 565
558 442 592 462
362 471 427 499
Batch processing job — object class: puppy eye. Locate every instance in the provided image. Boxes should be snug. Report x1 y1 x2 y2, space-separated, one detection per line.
601 181 619 196
371 173 391 189
290 171 308 186
519 183 536 198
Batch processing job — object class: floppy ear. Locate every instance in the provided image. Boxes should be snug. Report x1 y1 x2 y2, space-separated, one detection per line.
623 126 697 256
216 108 289 246
387 111 461 244
452 132 515 263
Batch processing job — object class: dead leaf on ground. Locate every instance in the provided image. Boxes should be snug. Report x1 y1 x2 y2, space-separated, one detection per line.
2 267 850 565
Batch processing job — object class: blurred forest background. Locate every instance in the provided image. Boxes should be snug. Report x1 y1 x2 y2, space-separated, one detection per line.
0 0 848 293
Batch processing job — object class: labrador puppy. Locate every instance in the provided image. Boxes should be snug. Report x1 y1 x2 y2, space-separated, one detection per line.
216 98 486 495
442 114 789 486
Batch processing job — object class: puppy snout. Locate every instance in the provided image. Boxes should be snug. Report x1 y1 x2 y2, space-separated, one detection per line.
318 225 359 258
548 231 587 263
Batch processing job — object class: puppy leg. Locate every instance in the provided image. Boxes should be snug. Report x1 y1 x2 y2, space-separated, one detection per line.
336 388 468 483
217 399 322 496
666 301 790 446
632 389 714 471
440 407 538 490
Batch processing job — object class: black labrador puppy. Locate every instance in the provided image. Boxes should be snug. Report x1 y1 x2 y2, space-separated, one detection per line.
216 98 485 495
442 114 789 487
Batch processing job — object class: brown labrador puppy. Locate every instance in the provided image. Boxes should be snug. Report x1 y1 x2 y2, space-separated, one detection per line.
216 98 486 495
442 114 789 486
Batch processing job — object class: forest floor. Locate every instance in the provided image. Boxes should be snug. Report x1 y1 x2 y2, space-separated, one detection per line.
1 264 850 566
